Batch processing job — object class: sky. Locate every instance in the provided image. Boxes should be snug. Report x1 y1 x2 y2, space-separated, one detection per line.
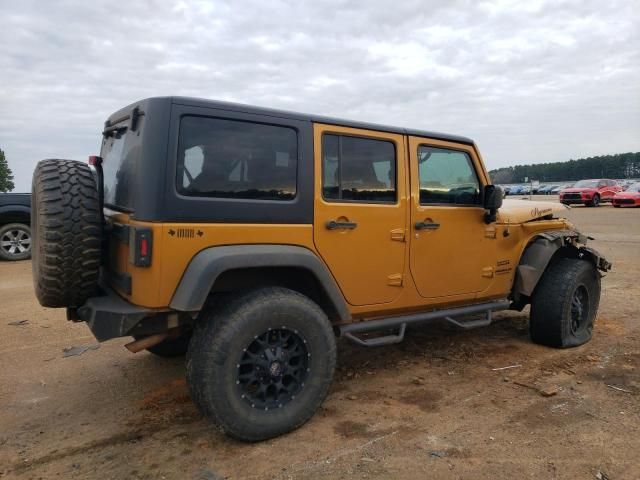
1 0 638 192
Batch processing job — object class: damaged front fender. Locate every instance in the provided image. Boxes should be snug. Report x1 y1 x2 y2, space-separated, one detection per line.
514 230 611 300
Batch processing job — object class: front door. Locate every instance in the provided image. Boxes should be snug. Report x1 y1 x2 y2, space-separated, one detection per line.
408 137 495 299
313 124 407 306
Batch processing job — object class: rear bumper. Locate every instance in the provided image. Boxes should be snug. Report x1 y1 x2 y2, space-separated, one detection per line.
74 287 151 342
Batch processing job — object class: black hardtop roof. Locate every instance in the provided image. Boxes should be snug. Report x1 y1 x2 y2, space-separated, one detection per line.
110 96 475 146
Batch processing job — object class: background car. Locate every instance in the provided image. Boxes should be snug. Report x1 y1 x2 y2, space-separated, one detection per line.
551 184 572 194
613 182 640 207
559 179 622 207
0 193 32 261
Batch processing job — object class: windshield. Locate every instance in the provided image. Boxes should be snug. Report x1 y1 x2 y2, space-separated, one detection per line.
573 180 599 188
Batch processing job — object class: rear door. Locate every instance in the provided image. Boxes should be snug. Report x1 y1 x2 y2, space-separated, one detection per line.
408 137 496 299
313 124 407 306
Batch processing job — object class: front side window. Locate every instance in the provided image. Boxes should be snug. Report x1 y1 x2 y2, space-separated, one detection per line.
322 134 396 202
418 145 480 205
177 116 297 200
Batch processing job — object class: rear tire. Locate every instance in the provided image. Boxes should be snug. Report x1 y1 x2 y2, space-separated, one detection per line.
0 223 32 261
530 258 600 348
187 287 336 441
31 159 102 308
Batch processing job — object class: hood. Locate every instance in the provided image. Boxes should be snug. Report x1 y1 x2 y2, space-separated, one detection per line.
497 199 570 224
561 187 596 193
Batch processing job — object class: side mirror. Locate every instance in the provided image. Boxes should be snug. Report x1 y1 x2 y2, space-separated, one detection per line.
483 185 503 224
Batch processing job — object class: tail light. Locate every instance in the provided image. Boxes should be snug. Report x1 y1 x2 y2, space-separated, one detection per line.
129 227 152 267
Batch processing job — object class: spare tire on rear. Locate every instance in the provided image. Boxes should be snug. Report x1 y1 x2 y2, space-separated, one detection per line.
31 159 102 308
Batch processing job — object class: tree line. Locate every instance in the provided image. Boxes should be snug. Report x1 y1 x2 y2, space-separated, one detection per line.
489 152 640 184
0 148 15 192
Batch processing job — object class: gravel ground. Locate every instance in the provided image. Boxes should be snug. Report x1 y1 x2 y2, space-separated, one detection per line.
0 197 638 479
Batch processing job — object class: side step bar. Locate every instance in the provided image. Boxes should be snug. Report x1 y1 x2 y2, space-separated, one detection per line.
339 300 510 347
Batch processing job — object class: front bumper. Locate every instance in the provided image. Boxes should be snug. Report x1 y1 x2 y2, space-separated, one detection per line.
560 198 589 205
613 198 638 206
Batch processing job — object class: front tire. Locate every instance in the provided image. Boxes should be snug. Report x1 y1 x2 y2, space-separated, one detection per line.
187 287 336 441
530 258 601 348
587 194 600 207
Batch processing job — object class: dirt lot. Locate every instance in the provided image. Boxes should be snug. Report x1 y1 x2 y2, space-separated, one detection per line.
1 198 638 480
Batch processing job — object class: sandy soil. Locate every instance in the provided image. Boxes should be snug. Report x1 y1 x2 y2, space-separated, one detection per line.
1 197 638 479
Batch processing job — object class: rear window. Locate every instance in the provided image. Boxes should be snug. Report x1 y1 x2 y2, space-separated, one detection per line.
177 116 298 201
101 128 133 209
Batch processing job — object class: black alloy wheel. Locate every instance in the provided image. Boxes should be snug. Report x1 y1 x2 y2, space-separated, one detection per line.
237 328 310 410
569 285 590 335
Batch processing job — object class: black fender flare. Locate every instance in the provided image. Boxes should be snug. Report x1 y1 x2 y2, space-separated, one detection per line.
169 244 351 322
515 230 611 298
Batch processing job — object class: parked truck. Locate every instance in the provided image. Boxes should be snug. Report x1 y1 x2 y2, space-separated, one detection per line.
0 193 32 261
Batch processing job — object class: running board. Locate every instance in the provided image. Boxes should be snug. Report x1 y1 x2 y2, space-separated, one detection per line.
339 300 510 347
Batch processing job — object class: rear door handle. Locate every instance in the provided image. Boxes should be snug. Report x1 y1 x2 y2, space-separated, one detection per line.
326 220 358 230
415 221 440 230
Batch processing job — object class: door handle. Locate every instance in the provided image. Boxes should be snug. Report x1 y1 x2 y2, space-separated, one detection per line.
326 220 358 230
415 221 440 230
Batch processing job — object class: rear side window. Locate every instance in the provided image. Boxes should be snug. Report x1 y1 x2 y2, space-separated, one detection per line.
322 134 396 203
177 116 298 200
418 145 480 205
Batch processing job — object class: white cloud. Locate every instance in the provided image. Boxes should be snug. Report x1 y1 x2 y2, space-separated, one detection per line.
0 0 638 191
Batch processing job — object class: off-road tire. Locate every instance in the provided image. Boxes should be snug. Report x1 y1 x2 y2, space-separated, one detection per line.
0 223 32 261
530 258 600 348
187 287 336 441
587 194 600 207
31 159 102 308
135 332 191 358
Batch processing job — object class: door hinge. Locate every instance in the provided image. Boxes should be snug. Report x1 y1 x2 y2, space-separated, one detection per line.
481 267 495 278
387 273 403 286
390 228 405 242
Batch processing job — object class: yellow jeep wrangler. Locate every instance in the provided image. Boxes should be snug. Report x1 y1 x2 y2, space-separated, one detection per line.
31 97 611 441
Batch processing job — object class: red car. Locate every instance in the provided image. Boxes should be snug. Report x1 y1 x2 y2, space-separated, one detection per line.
559 179 622 207
613 182 640 207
